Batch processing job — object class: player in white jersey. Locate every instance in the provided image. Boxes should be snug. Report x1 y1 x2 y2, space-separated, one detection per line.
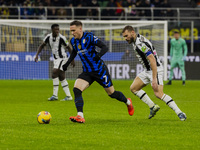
35 24 75 101
122 25 186 121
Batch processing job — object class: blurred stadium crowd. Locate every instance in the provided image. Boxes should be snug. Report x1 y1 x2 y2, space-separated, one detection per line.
0 0 178 20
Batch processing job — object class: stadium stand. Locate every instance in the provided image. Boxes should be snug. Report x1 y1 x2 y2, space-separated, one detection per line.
0 0 200 53
0 0 198 21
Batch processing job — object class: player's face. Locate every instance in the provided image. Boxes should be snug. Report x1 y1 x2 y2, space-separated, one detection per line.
70 25 82 39
174 33 180 40
123 30 135 44
52 26 59 37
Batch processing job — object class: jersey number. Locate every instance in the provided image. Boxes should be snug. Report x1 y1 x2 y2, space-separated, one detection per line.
103 75 109 86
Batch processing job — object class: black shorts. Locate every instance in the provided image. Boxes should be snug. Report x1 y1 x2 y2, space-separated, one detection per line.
78 65 113 88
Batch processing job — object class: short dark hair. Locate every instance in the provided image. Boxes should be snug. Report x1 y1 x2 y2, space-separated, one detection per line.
122 25 135 33
70 20 82 27
51 24 59 29
174 31 179 34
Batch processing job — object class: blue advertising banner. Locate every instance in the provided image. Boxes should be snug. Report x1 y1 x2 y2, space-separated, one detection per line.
0 61 49 79
0 52 124 62
0 52 199 80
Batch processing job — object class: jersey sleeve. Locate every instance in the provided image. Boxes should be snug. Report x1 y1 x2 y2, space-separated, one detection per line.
90 33 99 45
182 39 188 57
62 36 69 47
137 42 152 57
43 35 50 44
70 38 76 51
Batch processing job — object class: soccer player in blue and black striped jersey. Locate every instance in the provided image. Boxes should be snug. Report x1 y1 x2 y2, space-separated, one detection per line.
63 20 134 123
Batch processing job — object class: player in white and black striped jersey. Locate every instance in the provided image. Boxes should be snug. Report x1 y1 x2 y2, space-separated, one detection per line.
35 24 75 101
122 25 186 121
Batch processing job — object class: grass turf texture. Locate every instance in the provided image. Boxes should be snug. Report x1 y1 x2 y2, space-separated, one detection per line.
0 80 200 150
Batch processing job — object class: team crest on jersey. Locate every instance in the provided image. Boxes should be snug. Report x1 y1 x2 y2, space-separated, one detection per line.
78 44 82 49
83 39 86 44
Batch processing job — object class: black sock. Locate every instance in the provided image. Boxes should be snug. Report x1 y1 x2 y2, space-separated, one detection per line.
109 91 127 103
73 88 84 112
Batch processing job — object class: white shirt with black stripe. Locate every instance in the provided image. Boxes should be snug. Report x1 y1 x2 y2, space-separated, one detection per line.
43 33 69 59
132 34 162 71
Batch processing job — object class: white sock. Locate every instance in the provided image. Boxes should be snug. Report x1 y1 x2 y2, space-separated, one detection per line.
53 77 59 97
161 94 182 115
78 112 84 118
134 90 155 108
61 79 71 97
126 99 131 105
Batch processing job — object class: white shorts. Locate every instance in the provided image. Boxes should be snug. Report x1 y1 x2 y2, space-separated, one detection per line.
53 58 68 71
137 66 164 85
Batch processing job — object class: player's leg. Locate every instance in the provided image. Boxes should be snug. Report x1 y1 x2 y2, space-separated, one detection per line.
154 85 186 120
131 75 159 119
131 73 156 108
58 70 72 101
48 59 62 101
104 85 134 116
166 60 178 85
154 85 180 113
94 65 134 115
153 71 186 121
95 65 128 105
48 68 59 101
178 60 186 85
69 73 93 123
105 86 127 104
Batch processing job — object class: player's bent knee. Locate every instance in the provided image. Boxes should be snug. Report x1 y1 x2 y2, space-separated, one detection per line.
58 73 65 81
130 86 137 93
59 76 65 81
73 87 82 96
52 72 59 78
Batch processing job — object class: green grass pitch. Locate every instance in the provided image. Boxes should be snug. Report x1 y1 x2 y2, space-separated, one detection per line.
0 80 200 150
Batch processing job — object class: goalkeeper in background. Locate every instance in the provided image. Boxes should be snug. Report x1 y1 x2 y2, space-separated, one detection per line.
166 31 188 85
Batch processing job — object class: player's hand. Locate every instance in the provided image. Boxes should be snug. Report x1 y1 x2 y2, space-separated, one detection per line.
71 60 75 68
62 64 68 71
93 54 100 62
182 56 186 61
152 78 158 92
34 55 38 62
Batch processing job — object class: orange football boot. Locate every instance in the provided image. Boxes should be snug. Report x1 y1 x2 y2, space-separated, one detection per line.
69 115 85 123
127 98 134 116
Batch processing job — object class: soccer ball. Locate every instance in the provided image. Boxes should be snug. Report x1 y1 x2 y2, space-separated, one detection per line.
37 111 52 124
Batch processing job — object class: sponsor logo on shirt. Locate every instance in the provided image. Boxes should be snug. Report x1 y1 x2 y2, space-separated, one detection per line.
141 46 146 52
77 49 88 55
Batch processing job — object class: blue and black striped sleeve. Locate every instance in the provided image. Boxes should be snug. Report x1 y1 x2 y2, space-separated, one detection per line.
95 40 108 57
91 34 108 57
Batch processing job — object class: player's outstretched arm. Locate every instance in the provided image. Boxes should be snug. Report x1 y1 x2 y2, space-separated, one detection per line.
63 49 77 71
93 40 108 61
35 42 46 62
